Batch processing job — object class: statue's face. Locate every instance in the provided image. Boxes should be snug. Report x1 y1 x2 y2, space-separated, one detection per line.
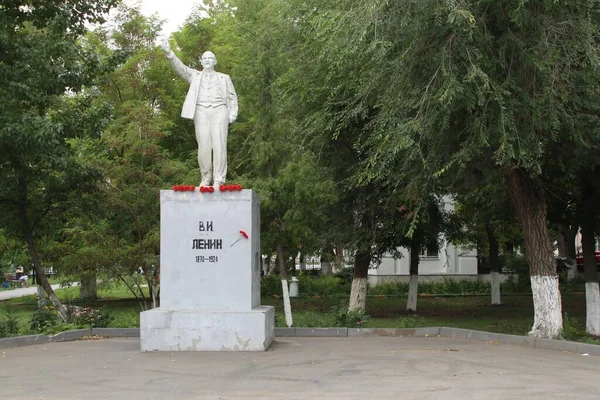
200 52 216 70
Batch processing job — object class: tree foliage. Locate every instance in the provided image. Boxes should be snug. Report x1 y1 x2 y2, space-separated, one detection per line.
0 0 120 319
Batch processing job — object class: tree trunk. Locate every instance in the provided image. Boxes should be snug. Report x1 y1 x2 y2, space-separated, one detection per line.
23 230 68 322
321 255 332 275
557 222 577 281
266 253 277 276
505 167 562 338
406 239 419 312
580 171 600 336
349 250 370 312
277 242 293 327
17 178 67 321
36 285 47 307
581 224 600 336
333 245 344 273
486 222 502 305
79 273 98 301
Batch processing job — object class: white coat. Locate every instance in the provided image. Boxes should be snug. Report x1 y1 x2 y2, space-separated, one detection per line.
166 52 238 122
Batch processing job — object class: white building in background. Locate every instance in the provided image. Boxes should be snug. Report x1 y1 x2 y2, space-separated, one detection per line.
290 241 478 284
368 196 479 285
290 198 482 283
367 240 478 285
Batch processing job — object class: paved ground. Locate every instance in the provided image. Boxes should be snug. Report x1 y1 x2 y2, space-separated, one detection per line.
0 285 63 301
1 336 599 400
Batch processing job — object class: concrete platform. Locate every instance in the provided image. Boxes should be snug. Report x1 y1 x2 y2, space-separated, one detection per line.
140 306 274 351
1 336 599 399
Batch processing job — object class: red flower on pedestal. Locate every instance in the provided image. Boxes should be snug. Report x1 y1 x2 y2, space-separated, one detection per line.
230 230 249 247
173 185 195 192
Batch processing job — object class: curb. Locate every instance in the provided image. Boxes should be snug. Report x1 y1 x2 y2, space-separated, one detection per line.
91 328 140 337
1 326 599 356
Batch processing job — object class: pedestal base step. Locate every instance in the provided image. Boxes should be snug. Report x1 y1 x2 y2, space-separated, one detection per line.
140 306 274 352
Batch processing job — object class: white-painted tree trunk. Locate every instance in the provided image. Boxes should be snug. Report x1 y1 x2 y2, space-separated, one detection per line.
406 275 418 312
529 276 563 338
349 277 368 311
281 279 293 327
585 282 600 336
566 259 577 282
321 262 332 275
491 272 502 305
37 285 47 307
267 253 277 276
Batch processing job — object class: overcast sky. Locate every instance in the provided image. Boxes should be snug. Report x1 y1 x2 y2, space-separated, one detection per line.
125 0 202 35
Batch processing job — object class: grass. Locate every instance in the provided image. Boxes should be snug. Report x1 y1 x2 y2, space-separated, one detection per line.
1 285 599 344
263 293 597 342
0 283 149 333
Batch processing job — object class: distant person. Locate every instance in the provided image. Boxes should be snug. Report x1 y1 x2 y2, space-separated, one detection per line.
15 266 30 287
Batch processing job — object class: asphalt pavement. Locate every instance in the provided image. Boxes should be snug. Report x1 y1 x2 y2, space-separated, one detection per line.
0 285 63 301
1 336 599 400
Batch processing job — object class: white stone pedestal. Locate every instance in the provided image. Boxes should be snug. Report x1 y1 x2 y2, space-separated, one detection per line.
140 189 275 351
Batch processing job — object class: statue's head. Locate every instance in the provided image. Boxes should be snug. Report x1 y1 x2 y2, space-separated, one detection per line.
200 51 217 71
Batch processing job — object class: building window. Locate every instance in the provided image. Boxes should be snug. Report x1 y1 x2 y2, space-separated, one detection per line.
419 243 439 259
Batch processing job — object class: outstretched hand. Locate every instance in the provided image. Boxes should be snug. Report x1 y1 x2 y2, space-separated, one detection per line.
160 40 171 53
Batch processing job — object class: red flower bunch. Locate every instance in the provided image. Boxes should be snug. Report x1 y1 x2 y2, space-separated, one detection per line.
200 186 215 193
173 185 195 192
219 184 243 192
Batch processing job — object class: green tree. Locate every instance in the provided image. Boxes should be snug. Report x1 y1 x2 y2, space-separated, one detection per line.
453 162 520 305
0 0 120 320
292 0 600 338
77 6 189 308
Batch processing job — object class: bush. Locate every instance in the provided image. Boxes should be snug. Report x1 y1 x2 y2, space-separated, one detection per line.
29 299 60 334
0 309 20 338
562 313 583 340
298 274 349 297
265 275 501 298
261 275 282 296
69 306 114 328
334 268 354 286
426 278 491 295
500 253 531 293
330 303 369 327
368 279 491 296
368 282 409 296
294 311 333 327
261 273 351 297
